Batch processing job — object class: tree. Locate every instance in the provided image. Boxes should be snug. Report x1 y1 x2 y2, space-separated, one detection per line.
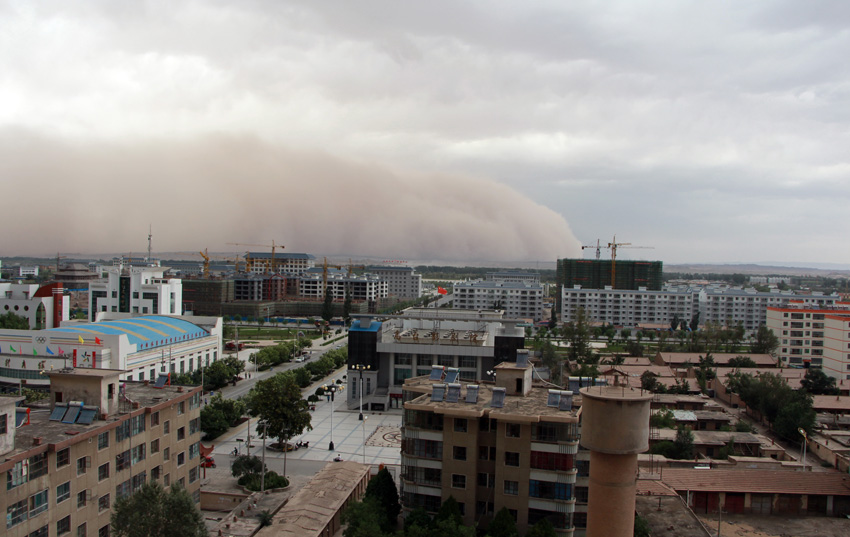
231 455 264 479
773 391 816 441
246 373 312 476
404 507 432 532
751 325 779 354
673 425 694 460
342 497 386 537
435 496 463 527
563 307 593 363
689 312 700 332
641 371 661 393
487 507 518 537
801 368 839 395
343 287 353 324
111 481 206 537
526 519 557 537
634 514 651 537
364 467 401 533
727 356 757 368
322 287 334 325
200 394 245 440
0 312 29 329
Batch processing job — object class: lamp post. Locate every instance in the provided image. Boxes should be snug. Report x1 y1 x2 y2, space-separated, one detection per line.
327 384 335 451
798 428 808 471
353 364 370 420
260 421 268 493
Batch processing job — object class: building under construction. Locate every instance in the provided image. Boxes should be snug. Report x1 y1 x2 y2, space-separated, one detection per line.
556 259 663 291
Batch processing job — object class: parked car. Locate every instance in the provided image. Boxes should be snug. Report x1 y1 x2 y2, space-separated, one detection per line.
225 341 245 351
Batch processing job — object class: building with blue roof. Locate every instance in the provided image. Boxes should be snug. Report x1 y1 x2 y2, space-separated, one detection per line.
0 314 222 388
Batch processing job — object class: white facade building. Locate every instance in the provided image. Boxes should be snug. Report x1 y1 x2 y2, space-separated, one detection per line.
367 266 423 299
766 303 850 378
0 314 222 387
89 266 182 321
701 288 838 332
561 285 698 327
299 271 388 302
452 280 544 321
485 271 541 284
0 282 69 329
245 252 315 274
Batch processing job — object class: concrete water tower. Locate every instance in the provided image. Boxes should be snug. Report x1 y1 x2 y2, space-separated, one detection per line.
580 380 652 537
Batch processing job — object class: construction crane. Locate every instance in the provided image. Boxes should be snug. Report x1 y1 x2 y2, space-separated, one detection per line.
55 253 80 273
226 241 285 273
607 235 654 289
198 249 210 279
581 239 607 260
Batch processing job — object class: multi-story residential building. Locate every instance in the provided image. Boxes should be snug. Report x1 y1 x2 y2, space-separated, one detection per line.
244 252 315 274
400 353 580 534
181 280 235 316
486 272 541 285
452 281 545 322
766 303 850 378
701 288 838 332
89 265 182 321
0 314 222 388
346 310 525 412
560 285 698 328
367 266 423 299
0 282 69 329
299 271 388 303
0 368 202 537
18 266 40 278
233 274 289 302
556 259 663 291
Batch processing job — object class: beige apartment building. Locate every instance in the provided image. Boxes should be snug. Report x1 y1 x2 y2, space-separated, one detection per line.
1 368 202 537
401 352 580 534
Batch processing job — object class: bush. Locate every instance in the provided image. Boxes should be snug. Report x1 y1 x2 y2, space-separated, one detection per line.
315 387 325 396
307 394 319 403
238 471 289 491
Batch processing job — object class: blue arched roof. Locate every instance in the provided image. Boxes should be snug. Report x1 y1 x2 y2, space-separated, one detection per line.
47 316 211 349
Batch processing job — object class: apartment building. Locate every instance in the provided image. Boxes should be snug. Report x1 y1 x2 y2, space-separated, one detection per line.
0 315 222 388
1 369 202 537
299 271 388 303
346 310 525 412
486 272 541 285
244 252 315 275
556 259 663 291
560 285 697 328
89 266 182 321
452 281 545 322
366 266 423 299
766 303 850 379
400 353 580 534
700 288 838 332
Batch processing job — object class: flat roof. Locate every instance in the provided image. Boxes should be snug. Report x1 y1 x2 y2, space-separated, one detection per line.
245 252 315 260
47 315 211 348
660 468 850 496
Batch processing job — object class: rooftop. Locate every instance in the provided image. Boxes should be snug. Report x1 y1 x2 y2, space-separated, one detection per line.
245 252 315 260
47 315 212 348
660 467 850 496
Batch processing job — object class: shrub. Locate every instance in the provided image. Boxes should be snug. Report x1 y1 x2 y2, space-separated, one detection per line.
307 394 319 403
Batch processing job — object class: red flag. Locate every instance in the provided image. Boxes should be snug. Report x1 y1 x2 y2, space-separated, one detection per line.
437 286 448 295
95 337 102 345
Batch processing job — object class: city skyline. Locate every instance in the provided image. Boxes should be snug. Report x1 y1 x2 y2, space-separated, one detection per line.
2 2 848 264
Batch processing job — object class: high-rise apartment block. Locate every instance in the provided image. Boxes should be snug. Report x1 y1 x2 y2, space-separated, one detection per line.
1 369 202 537
766 303 850 379
556 259 663 291
366 266 423 299
453 280 545 321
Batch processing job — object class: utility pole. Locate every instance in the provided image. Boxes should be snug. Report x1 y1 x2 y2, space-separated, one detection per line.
260 421 268 493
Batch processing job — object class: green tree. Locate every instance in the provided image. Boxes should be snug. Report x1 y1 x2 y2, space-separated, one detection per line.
641 371 661 393
435 496 463 527
200 394 245 440
526 518 557 537
563 307 593 363
634 514 650 537
727 356 757 368
364 467 401 533
751 325 779 354
0 311 29 329
230 455 264 479
111 481 206 537
342 497 386 537
801 368 839 395
404 507 432 532
673 425 694 460
773 391 816 441
322 287 334 324
246 373 312 476
487 507 518 537
650 408 675 429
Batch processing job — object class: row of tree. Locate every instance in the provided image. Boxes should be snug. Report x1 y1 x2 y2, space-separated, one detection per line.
250 338 312 369
171 355 245 391
726 371 817 441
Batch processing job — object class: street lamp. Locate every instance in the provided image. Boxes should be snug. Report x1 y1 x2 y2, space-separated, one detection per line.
798 427 808 471
326 384 335 451
352 364 371 420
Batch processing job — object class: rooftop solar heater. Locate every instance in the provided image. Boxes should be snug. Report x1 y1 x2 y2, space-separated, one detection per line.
465 385 479 404
444 367 459 384
49 403 68 421
431 384 446 402
62 404 82 424
429 366 444 381
559 391 573 411
154 374 169 389
490 387 506 408
594 378 608 386
547 390 560 408
446 383 461 403
516 350 529 368
77 407 99 425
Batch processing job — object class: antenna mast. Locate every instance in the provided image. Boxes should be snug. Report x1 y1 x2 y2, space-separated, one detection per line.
147 225 152 263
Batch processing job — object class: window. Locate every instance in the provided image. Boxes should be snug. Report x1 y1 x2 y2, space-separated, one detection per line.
98 463 109 481
189 442 200 460
77 523 87 537
530 451 573 471
77 490 87 508
454 418 468 433
164 421 170 434
131 444 146 464
115 421 130 442
98 432 109 450
164 474 170 486
151 439 160 454
131 415 145 436
151 411 160 427
177 452 185 466
30 489 49 516
452 446 467 461
116 480 131 500
189 466 199 484
132 472 146 492
57 481 71 503
164 447 170 461
189 418 200 435
177 401 185 415
98 525 110 537
77 456 88 475
7 498 28 528
506 423 521 438
477 473 495 488
29 525 48 537
98 494 110 512
58 516 71 535
177 427 186 441
116 450 130 471
576 486 589 504
504 480 518 495
529 480 571 500
451 474 466 489
151 466 161 481
57 448 70 468
505 452 520 467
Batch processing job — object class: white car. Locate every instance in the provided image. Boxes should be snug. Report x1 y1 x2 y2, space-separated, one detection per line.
294 356 306 363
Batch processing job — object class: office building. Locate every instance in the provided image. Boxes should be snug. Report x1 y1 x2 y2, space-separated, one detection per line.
1 368 202 537
400 352 579 534
367 266 423 299
453 281 545 322
89 266 182 321
346 310 525 412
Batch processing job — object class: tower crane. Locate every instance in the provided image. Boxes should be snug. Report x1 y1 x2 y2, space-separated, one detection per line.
581 239 607 260
226 241 285 273
607 235 654 289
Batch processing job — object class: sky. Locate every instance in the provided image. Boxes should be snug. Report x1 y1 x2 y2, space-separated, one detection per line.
1 1 849 265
